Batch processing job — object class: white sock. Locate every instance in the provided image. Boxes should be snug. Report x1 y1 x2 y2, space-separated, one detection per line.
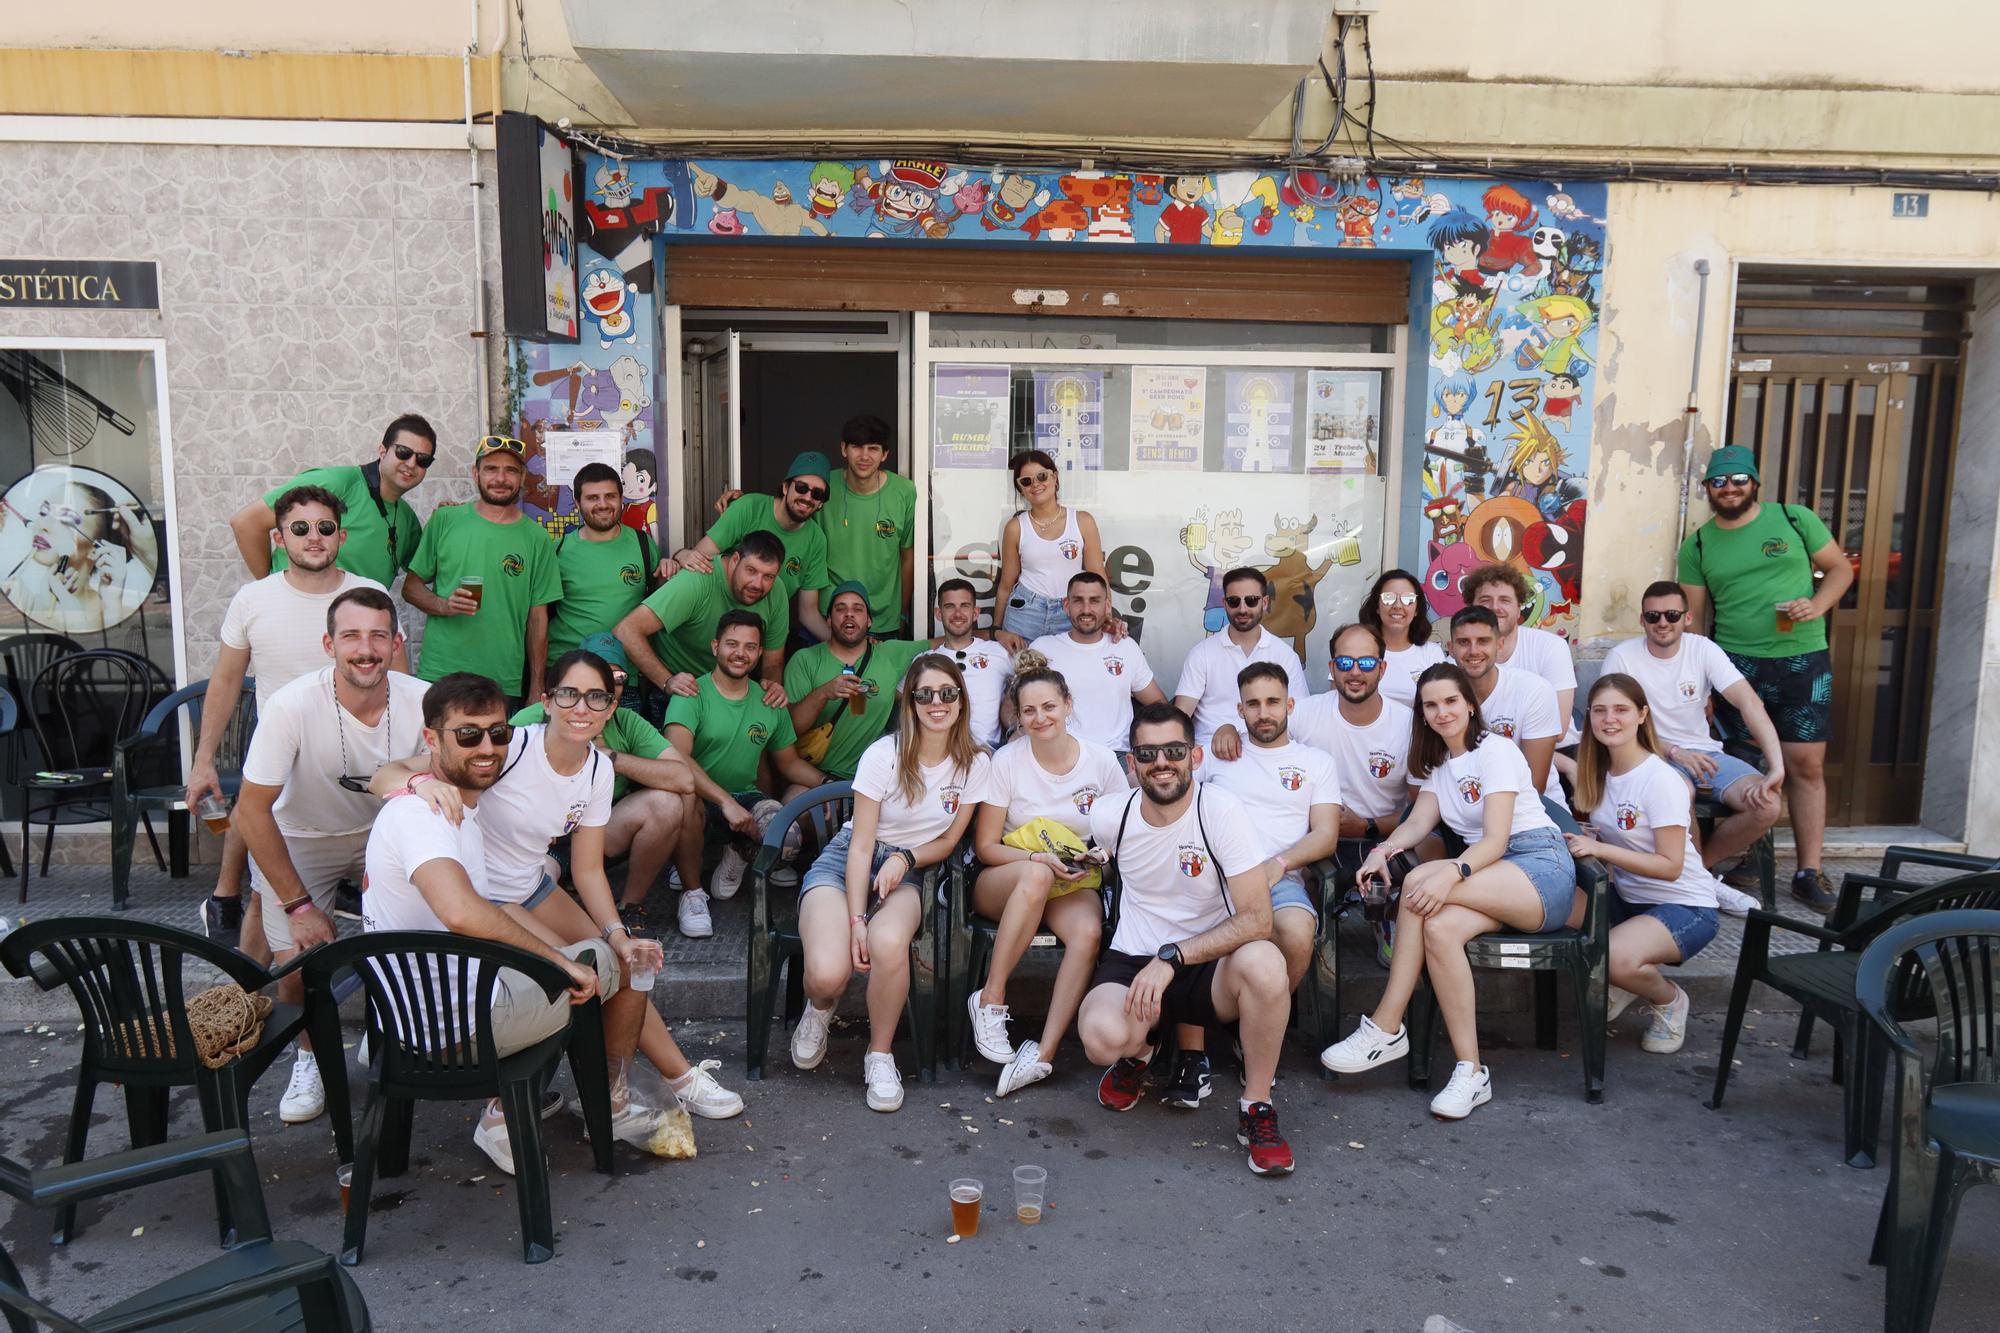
668 1067 697 1090
1239 1097 1258 1113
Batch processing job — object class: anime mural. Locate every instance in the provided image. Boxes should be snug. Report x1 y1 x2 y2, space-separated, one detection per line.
507 151 1605 634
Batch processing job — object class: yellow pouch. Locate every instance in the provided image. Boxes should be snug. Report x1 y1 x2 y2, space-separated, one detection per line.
1001 817 1101 896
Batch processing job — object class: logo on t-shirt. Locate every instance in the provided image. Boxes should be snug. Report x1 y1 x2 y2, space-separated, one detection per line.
969 653 991 671
1277 766 1305 792
1615 803 1640 832
748 722 770 744
1058 539 1080 560
560 800 587 835
784 556 802 575
1071 784 1103 814
619 563 643 587
501 552 526 578
1104 656 1125 677
1490 718 1517 739
1760 537 1789 559
1678 680 1699 701
1367 750 1395 780
1176 844 1207 877
940 785 963 815
874 518 898 540
1456 775 1483 803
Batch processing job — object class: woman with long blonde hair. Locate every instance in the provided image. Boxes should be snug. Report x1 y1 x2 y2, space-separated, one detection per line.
791 654 990 1111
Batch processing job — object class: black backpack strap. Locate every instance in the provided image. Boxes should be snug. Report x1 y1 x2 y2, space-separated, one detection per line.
1110 790 1140 857
497 725 535 784
1192 788 1235 917
635 525 656 574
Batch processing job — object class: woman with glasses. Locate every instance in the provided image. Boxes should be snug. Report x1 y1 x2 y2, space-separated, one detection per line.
992 449 1113 651
1319 662 1578 1120
1359 568 1446 707
790 655 990 1111
966 651 1125 1097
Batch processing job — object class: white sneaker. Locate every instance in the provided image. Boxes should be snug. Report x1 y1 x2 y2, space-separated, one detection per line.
473 1112 515 1175
1714 885 1759 917
791 1002 832 1070
678 888 714 938
966 989 1015 1064
996 1039 1051 1098
863 1052 904 1112
1319 1015 1409 1074
1642 986 1692 1054
1606 985 1641 1028
279 1055 325 1124
1429 1061 1493 1120
673 1064 746 1119
710 848 749 901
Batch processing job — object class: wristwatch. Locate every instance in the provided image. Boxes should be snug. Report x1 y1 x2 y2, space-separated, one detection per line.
1456 860 1472 880
1156 942 1185 973
601 921 629 941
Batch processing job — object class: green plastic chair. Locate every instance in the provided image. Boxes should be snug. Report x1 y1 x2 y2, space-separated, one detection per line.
1858 909 2000 1333
110 677 256 910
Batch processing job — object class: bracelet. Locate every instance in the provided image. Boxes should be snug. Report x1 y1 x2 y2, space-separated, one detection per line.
601 922 629 941
1272 852 1290 874
282 896 316 917
409 772 434 789
850 913 868 926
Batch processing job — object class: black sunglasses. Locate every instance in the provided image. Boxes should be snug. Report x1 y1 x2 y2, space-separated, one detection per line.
286 519 339 537
788 479 829 503
1333 655 1382 672
548 686 614 711
1704 473 1753 489
389 442 437 469
446 723 515 747
1131 742 1192 764
1642 609 1686 625
1224 594 1264 608
338 775 373 793
910 685 963 704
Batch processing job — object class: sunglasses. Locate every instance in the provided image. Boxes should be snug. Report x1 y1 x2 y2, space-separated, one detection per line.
909 685 963 704
1378 592 1419 608
548 686 614 711
1132 742 1192 764
1641 609 1686 625
337 775 373 793
389 442 437 469
788 479 829 503
1333 655 1382 672
1015 471 1055 489
475 435 527 460
1224 594 1264 608
1705 473 1754 489
286 519 339 537
445 723 515 747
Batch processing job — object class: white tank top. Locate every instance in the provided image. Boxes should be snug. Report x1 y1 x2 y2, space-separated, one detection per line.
1016 507 1083 600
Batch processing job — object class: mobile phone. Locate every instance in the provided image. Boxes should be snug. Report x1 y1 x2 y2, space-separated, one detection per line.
35 771 83 784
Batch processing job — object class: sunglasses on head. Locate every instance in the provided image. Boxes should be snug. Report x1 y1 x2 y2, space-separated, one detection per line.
548 686 614 711
1224 594 1263 608
1378 592 1419 608
788 479 829 503
446 723 515 747
1642 609 1685 625
475 435 527 461
1131 742 1191 765
286 519 339 537
910 685 963 705
1705 473 1754 489
1015 471 1054 489
388 442 437 468
1333 655 1382 672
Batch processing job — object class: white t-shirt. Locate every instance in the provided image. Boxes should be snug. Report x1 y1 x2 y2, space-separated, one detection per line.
1197 738 1341 861
1420 733 1557 843
219 570 386 711
1475 665 1566 801
1091 785 1261 957
1590 754 1721 909
986 735 1127 835
1504 625 1580 743
937 639 1013 749
1172 628 1309 747
475 723 615 902
240 668 429 837
1293 694 1415 820
1602 633 1743 755
1029 632 1155 754
361 794 491 1035
1379 642 1447 708
850 735 992 849
1014 507 1083 601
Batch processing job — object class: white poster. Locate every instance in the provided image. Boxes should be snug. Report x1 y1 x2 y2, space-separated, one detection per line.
1129 365 1206 472
539 125 578 339
1224 370 1296 472
1306 370 1382 474
540 429 623 495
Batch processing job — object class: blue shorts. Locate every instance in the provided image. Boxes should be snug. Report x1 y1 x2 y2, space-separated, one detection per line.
1004 588 1071 641
799 826 921 901
1667 749 1763 803
1504 826 1578 933
1270 871 1317 918
1610 893 1720 963
522 871 560 911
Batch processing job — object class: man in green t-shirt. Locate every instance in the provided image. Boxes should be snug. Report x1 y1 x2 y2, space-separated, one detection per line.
230 413 434 585
1677 444 1854 910
547 461 662 664
661 610 827 937
819 414 917 635
403 435 562 700
617 528 789 697
672 450 834 643
783 581 931 780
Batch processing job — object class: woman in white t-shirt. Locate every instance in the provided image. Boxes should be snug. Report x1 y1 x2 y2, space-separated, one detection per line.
1562 673 1721 1057
1360 568 1446 707
792 654 990 1112
967 651 1126 1098
992 449 1113 650
1319 662 1579 1121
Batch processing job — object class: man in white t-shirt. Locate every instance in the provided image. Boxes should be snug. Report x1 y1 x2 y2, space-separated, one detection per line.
1447 606 1563 802
931 578 1013 748
186 485 403 957
1077 701 1296 1178
1174 566 1310 759
1030 571 1165 766
1603 580 1785 907
1467 562 1581 787
235 586 428 1125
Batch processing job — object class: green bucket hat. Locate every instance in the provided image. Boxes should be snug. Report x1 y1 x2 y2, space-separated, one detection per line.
1702 445 1761 484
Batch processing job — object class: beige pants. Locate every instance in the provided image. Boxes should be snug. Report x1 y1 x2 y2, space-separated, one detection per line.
487 939 623 1058
251 830 370 951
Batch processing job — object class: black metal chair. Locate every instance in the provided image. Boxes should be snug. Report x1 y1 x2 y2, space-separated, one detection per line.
0 1129 370 1332
1710 872 2000 1168
0 630 82 712
110 676 256 910
299 931 614 1266
745 781 944 1081
1859 909 2000 1333
0 916 308 1248
1304 842 1378 1081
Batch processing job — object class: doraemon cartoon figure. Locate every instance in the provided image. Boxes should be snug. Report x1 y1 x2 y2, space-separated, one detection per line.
581 264 636 349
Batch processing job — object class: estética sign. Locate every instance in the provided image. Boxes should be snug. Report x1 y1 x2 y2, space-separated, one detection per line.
0 260 160 310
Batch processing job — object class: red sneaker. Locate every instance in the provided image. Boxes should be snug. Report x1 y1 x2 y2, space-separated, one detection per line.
1095 1057 1148 1112
1237 1101 1294 1176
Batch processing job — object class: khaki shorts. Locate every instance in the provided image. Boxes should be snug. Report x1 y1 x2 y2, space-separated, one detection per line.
251 830 370 952
489 939 623 1058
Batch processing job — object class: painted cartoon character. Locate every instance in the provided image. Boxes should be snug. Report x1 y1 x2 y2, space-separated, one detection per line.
980 171 1049 233
621 448 656 532
1523 498 1586 611
1020 173 1134 243
1424 372 1490 475
601 355 651 436
688 165 833 237
1425 542 1482 617
580 263 636 349
859 159 968 239
1088 190 1136 243
1477 185 1541 275
1180 506 1252 632
707 208 746 236
1427 210 1492 296
1545 191 1602 224
580 161 693 293
1546 233 1603 302
1429 283 1503 373
1516 294 1597 376
1202 172 1276 247
1543 366 1585 430
1262 514 1334 661
1530 226 1567 271
1155 175 1210 245
806 161 856 220
1496 415 1568 510
1335 194 1380 247
1425 495 1466 553
1392 176 1440 223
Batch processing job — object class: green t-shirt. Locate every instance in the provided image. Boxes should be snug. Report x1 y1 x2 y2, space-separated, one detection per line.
663 674 799 797
818 470 917 633
408 505 561 689
510 700 669 800
1676 502 1835 658
707 494 829 604
639 563 791 679
263 464 423 587
782 638 929 779
548 526 653 663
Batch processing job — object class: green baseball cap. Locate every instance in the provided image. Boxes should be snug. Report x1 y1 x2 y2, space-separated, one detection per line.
827 579 871 610
578 631 632 674
1702 445 1760 484
786 450 832 482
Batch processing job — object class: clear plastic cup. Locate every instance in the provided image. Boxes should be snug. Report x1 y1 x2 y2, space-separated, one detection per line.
336 1164 353 1213
197 793 231 834
1012 1164 1047 1224
629 964 658 993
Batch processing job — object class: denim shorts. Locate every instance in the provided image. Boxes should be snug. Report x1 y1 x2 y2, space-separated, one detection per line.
1610 893 1720 963
799 826 921 901
1270 871 1317 918
521 871 561 911
1504 826 1578 933
1004 588 1071 640
1667 749 1762 803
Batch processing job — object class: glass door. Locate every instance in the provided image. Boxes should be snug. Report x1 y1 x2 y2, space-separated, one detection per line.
681 331 739 548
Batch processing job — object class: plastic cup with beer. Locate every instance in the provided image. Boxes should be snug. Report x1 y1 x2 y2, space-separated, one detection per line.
197 793 231 835
459 574 485 610
1775 598 1796 634
1012 1164 1047 1224
336 1164 353 1213
842 662 866 716
948 1178 983 1238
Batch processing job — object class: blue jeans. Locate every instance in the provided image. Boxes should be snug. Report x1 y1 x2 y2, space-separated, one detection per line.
1003 589 1070 640
1667 749 1762 803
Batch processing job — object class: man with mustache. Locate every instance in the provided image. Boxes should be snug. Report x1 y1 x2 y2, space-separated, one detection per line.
234 587 429 1126
403 436 561 703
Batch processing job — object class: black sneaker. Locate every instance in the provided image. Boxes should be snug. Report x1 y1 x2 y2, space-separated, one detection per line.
1790 868 1836 913
618 901 653 937
199 894 242 945
1161 1050 1212 1109
1228 1036 1277 1092
331 879 363 921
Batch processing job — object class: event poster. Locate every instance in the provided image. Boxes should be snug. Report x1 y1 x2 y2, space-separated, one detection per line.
1305 370 1381 474
539 429 624 495
930 364 1011 469
1031 370 1104 472
1129 365 1206 471
1223 370 1295 472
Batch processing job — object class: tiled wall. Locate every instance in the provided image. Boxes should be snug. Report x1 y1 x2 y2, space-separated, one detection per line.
0 140 499 678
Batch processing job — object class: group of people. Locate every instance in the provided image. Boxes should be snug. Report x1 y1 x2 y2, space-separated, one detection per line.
193 409 1848 1180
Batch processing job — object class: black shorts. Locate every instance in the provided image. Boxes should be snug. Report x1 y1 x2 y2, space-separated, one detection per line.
1720 648 1834 745
1090 949 1222 1033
